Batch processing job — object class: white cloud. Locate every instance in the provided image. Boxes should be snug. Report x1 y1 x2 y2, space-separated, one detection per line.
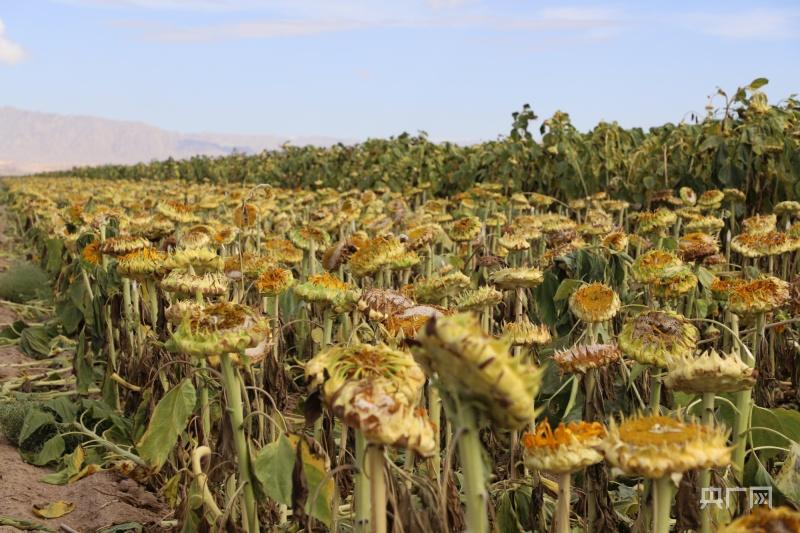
688 8 799 39
0 19 25 65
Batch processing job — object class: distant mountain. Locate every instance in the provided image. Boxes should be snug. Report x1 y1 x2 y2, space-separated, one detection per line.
0 107 344 175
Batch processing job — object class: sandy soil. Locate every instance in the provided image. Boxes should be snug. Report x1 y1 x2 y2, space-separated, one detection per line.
0 204 169 532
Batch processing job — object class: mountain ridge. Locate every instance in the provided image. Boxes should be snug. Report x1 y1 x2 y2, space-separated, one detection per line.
0 106 345 176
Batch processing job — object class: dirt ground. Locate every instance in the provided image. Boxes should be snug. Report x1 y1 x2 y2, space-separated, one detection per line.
0 207 169 532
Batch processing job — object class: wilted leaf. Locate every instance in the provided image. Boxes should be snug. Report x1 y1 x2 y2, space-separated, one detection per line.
775 444 800 506
26 435 65 466
135 379 196 471
254 433 295 506
97 522 143 533
32 500 75 519
0 515 54 532
553 278 582 301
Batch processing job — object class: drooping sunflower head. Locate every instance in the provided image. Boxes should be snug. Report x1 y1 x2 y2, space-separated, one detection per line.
178 230 212 250
718 506 800 533
497 232 530 251
348 235 406 277
635 209 677 236
742 214 777 235
156 200 200 224
455 286 504 311
697 189 725 209
727 276 790 315
412 312 541 430
602 230 629 252
631 250 684 284
569 282 621 323
405 223 443 250
100 235 151 257
447 216 482 243
618 310 699 367
166 302 270 359
414 271 471 303
288 225 331 251
731 231 799 258
233 203 259 228
553 343 620 374
649 267 698 299
128 214 175 240
331 377 437 457
501 316 551 347
601 414 731 479
255 266 295 297
305 343 425 405
710 276 747 301
116 248 165 281
293 272 360 313
678 232 720 262
489 267 544 290
664 349 756 393
684 215 725 234
357 288 415 322
522 420 606 474
81 240 103 267
160 270 230 297
723 188 746 203
263 238 304 264
165 247 224 274
775 201 800 217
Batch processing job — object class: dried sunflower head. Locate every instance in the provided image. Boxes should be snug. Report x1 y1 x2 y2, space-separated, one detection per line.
156 201 200 224
602 230 629 252
331 377 436 457
742 214 777 235
100 235 151 257
357 288 415 322
631 250 684 284
710 276 747 301
293 272 360 313
553 343 620 374
255 267 295 296
165 247 224 274
263 238 304 264
718 506 800 533
678 232 720 262
81 240 103 267
678 187 697 206
348 235 406 277
166 302 270 359
684 215 725 234
497 233 530 251
522 420 605 474
288 225 331 251
601 414 730 478
775 201 800 217
233 203 258 228
405 223 443 250
160 270 229 297
305 343 425 406
414 271 471 303
489 267 544 290
116 248 165 281
447 216 482 243
697 189 725 208
618 310 699 367
636 209 677 235
412 312 541 429
664 349 756 393
501 316 551 346
728 276 790 315
649 267 698 298
569 282 621 323
385 304 449 338
455 286 503 311
723 188 746 203
731 231 799 258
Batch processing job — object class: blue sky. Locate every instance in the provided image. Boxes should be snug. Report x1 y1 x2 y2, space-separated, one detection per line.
0 1 798 141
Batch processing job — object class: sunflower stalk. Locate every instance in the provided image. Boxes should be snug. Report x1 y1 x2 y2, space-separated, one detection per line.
456 404 489 533
368 445 387 533
699 391 715 533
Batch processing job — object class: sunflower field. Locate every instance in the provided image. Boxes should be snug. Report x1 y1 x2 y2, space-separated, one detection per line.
1 80 800 532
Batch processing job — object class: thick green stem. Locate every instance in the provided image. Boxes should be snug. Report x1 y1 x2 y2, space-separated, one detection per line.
354 431 370 533
457 405 488 533
699 392 715 533
649 370 662 415
429 384 441 482
653 476 672 533
556 472 571 533
219 353 260 533
368 445 387 533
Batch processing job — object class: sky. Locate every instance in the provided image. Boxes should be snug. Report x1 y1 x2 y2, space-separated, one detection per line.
0 0 799 142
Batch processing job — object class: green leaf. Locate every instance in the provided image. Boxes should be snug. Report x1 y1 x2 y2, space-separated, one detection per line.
775 444 800 506
553 279 582 301
19 324 58 359
97 523 144 533
26 435 65 466
0 516 54 532
135 379 196 471
253 433 296 506
749 77 769 90
18 408 55 448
